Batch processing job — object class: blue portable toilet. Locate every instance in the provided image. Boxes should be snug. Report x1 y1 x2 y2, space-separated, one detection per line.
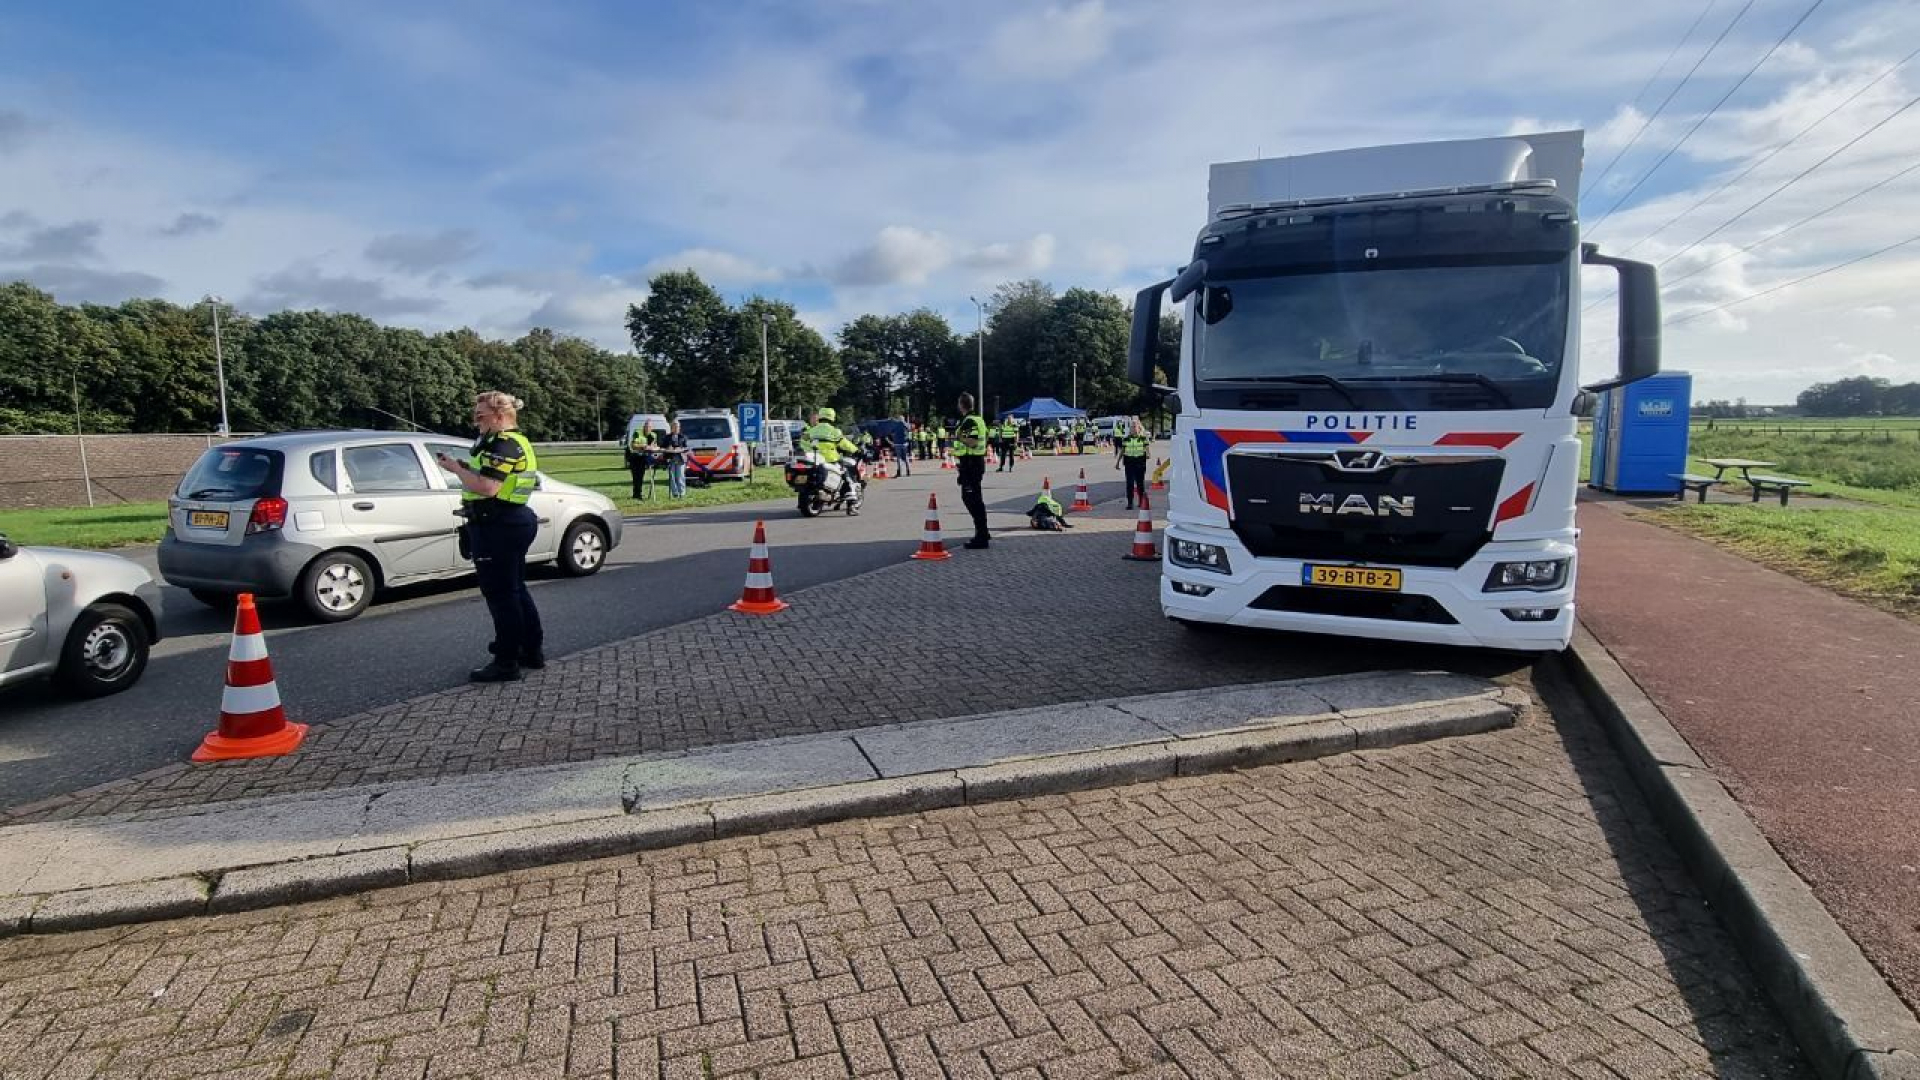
1589 372 1692 495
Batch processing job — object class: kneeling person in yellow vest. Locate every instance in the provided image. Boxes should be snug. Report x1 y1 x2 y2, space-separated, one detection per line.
1027 490 1073 531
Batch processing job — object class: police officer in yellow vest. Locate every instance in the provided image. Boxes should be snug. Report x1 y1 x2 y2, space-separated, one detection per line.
1114 415 1151 510
953 393 991 548
996 418 1019 472
437 390 544 682
934 422 950 459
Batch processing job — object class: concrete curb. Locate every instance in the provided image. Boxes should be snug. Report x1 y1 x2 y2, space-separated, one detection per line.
0 693 1516 936
1563 624 1920 1080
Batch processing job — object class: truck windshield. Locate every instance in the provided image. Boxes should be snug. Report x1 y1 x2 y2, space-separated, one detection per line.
1194 259 1569 410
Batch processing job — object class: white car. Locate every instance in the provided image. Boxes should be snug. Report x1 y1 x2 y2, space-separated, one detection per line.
158 431 624 622
0 533 163 698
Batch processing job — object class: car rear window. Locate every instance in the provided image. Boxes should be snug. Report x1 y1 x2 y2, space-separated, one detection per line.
681 418 732 441
179 447 282 501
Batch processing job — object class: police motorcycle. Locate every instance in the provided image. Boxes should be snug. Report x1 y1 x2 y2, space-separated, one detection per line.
785 448 864 518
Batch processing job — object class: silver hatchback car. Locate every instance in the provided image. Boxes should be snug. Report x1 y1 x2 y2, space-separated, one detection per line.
159 431 623 622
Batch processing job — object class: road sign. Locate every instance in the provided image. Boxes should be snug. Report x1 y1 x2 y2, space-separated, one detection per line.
737 402 763 442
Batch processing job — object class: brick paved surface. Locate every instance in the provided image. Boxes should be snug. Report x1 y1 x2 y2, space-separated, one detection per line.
0 687 1808 1078
11 523 1525 824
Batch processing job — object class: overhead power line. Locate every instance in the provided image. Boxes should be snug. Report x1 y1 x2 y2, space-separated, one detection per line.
1616 44 1920 257
1585 0 1722 198
1587 0 1824 237
1666 230 1920 325
1660 156 1920 291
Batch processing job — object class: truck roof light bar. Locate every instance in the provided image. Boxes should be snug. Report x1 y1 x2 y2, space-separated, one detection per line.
1215 180 1559 219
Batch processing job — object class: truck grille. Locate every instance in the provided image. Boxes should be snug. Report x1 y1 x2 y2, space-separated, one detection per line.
1226 453 1504 569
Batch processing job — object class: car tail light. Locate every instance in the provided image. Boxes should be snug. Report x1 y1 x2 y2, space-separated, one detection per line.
247 496 288 534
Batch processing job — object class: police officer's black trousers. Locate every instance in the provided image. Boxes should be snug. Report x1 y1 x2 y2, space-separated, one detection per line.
627 456 650 499
957 457 989 541
1123 456 1148 508
470 505 543 665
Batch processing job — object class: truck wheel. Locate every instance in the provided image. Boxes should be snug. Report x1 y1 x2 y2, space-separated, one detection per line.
299 551 374 623
56 602 150 698
558 520 607 577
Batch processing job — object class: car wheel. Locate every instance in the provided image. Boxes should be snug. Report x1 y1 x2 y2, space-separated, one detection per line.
559 520 607 577
300 551 375 622
190 589 237 610
56 602 150 698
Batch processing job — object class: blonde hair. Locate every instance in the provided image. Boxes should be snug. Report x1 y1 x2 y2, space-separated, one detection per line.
474 390 523 426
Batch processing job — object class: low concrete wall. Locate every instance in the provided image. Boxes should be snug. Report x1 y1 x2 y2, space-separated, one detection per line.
0 434 252 510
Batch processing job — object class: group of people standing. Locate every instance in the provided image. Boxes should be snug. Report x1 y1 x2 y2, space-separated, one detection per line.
622 421 693 500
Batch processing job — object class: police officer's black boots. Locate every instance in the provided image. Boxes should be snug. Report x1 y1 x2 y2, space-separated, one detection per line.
964 535 990 550
470 659 522 682
520 649 546 670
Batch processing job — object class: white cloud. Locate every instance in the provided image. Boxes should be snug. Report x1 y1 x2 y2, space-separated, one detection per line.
988 0 1115 79
831 226 953 287
364 229 484 273
638 248 782 287
962 233 1056 276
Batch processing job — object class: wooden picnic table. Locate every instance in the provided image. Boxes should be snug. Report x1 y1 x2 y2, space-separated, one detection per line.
1700 458 1776 484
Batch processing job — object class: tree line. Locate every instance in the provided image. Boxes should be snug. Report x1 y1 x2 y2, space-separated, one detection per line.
1796 376 1920 418
0 281 650 440
1 269 1174 439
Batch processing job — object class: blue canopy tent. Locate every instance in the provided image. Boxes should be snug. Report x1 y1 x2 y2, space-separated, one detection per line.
998 397 1086 422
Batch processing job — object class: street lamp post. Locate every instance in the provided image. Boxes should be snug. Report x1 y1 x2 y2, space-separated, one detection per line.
759 312 773 459
968 296 984 408
1072 362 1078 411
205 295 231 436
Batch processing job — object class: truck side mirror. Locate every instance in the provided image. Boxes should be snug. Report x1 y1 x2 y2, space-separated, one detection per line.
1128 279 1171 389
1581 244 1660 391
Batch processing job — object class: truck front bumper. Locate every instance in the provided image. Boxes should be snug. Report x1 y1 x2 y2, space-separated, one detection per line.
1159 524 1577 652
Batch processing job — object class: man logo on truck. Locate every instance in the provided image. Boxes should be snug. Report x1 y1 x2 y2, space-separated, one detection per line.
1299 493 1415 517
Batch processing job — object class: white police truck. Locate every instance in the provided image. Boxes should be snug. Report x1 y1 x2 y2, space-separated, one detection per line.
1127 131 1660 651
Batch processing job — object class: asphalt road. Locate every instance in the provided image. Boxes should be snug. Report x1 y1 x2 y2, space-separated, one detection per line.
0 460 1131 809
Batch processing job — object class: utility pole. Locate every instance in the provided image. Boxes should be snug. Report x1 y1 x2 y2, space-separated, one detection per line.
72 370 94 507
1072 362 1078 410
968 296 985 408
759 312 773 457
205 295 230 436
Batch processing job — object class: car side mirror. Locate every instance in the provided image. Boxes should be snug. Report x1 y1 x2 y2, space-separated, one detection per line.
0 535 15 560
1581 244 1661 391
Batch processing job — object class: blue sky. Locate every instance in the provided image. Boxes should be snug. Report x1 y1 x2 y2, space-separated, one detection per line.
3 0 1917 402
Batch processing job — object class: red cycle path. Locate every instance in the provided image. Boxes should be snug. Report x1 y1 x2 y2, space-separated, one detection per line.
1577 500 1920 1010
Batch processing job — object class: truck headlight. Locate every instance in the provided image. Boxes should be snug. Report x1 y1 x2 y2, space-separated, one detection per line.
1485 559 1569 592
1170 539 1230 574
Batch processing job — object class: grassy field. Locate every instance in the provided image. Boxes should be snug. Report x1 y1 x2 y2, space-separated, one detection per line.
0 449 797 549
1574 418 1920 617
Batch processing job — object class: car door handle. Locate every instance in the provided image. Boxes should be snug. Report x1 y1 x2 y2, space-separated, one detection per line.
353 502 375 511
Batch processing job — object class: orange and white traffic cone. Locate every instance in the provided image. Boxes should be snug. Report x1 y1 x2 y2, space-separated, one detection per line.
728 520 790 614
942 452 954 470
1122 492 1158 561
911 493 951 561
1071 469 1093 513
1040 476 1053 502
874 456 889 480
192 594 308 762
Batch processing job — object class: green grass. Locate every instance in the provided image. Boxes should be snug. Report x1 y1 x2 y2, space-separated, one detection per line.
1655 502 1920 616
0 450 800 550
0 502 171 549
538 450 796 516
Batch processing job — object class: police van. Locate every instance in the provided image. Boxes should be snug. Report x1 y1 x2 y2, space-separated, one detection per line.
676 408 753 480
621 413 670 450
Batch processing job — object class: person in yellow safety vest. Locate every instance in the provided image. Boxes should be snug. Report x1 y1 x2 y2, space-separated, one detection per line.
435 390 544 683
806 408 858 464
934 422 950 458
952 394 990 548
1115 416 1151 510
1027 489 1073 531
996 418 1019 472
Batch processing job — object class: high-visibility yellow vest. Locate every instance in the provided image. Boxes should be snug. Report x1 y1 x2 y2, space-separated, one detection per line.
465 429 537 506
